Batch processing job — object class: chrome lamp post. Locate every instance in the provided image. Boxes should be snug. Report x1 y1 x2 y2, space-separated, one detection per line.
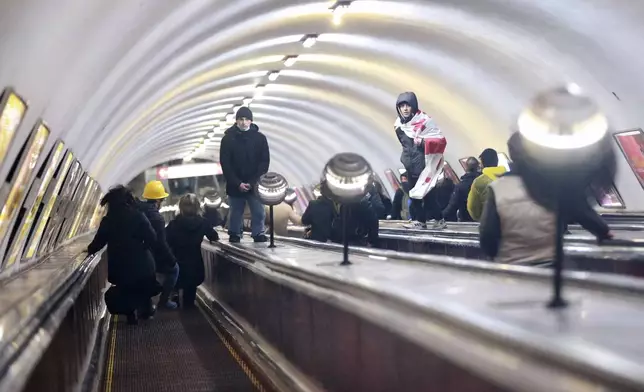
513 84 615 308
257 172 289 248
320 153 373 266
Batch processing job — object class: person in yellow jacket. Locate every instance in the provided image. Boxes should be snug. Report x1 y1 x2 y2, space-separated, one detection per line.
467 148 507 221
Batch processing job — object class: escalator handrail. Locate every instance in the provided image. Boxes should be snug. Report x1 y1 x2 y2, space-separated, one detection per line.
203 239 644 391
0 241 104 392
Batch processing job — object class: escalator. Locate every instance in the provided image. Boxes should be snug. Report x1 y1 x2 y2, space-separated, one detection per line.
102 308 264 392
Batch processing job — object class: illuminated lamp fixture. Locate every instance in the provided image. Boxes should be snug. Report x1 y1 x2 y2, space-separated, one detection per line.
225 113 235 122
284 188 297 205
514 83 615 309
243 97 253 106
207 131 216 138
302 34 319 48
268 71 280 82
254 84 266 97
256 172 289 248
283 55 298 67
330 1 352 25
183 154 193 162
220 119 227 128
321 152 372 265
204 193 222 209
233 105 241 113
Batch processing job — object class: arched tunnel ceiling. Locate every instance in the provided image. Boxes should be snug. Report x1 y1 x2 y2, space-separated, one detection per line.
1 0 644 198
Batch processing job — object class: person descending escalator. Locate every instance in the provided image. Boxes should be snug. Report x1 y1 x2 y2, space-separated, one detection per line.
265 189 302 236
425 173 454 224
364 178 386 220
87 185 160 325
373 181 392 219
138 180 180 310
219 106 270 243
467 148 506 221
394 91 447 229
479 132 614 266
391 172 411 220
203 192 225 228
301 180 379 247
166 194 219 309
441 157 480 224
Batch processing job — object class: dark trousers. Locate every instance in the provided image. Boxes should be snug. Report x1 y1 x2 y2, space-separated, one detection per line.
408 175 428 222
183 286 198 308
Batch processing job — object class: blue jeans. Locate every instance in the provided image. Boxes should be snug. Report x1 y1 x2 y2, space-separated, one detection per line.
228 194 265 237
159 263 179 303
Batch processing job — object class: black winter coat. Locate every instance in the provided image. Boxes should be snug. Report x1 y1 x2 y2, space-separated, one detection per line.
442 171 478 222
396 129 426 177
87 208 157 287
166 214 219 288
302 197 379 246
219 124 270 197
138 201 177 273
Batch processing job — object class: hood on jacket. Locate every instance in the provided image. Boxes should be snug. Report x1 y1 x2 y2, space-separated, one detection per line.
225 123 259 135
396 92 419 123
482 166 507 180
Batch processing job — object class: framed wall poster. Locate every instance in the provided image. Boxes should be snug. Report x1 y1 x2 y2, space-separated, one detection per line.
0 88 28 168
384 169 402 191
443 162 460 184
614 129 644 189
0 121 50 264
459 157 468 171
589 182 625 209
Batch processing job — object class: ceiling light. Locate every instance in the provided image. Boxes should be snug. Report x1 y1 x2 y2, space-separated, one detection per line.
268 71 280 81
254 84 266 97
233 105 241 112
220 119 227 128
226 113 235 122
302 34 318 48
207 131 215 138
183 155 193 162
330 1 351 25
243 97 253 106
283 56 298 67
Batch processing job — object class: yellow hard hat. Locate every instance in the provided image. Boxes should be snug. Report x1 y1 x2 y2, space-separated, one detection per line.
142 181 169 200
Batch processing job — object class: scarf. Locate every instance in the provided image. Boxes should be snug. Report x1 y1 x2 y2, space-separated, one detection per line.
394 111 442 141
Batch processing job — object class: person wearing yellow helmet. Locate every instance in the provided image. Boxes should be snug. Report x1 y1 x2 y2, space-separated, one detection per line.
139 180 179 310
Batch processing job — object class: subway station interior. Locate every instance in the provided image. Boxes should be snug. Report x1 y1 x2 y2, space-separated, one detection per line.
2 1 644 391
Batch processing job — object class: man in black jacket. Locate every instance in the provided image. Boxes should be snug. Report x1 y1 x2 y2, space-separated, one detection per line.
439 157 480 226
219 107 270 243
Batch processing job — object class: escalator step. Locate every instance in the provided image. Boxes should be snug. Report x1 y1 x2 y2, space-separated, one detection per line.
103 309 259 392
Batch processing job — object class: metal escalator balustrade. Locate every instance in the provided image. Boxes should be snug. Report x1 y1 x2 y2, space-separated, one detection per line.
201 234 644 392
286 223 644 278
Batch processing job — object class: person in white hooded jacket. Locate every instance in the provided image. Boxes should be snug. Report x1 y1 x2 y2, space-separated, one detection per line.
394 91 447 229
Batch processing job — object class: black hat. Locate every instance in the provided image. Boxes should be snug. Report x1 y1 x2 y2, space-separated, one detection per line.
236 106 253 121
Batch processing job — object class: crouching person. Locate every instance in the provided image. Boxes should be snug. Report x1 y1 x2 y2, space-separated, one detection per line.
87 185 159 325
166 194 219 308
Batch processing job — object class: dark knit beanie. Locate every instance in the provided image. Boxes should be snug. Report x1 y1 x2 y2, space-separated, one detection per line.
236 106 253 121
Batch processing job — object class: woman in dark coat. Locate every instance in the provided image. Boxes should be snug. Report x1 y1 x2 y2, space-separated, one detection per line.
166 194 219 308
87 185 159 324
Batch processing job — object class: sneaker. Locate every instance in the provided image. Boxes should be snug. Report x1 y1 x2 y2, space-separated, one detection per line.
229 235 241 243
433 219 447 229
253 234 268 243
403 221 427 229
162 301 178 310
